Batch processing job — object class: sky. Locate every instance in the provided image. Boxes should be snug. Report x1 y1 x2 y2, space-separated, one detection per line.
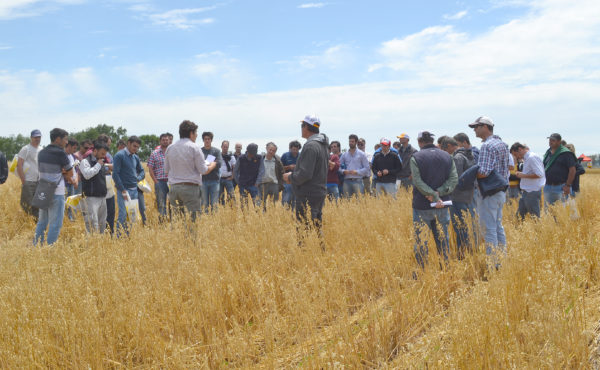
1 0 599 155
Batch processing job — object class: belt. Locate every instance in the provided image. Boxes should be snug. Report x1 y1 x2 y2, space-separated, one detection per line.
173 182 199 186
546 183 564 186
345 178 362 181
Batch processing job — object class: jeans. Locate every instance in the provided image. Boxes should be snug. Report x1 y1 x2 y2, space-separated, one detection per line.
219 178 235 205
155 180 169 219
476 190 507 259
363 177 372 195
326 183 340 202
138 191 147 225
342 178 364 198
398 177 412 189
413 208 450 268
239 185 259 205
518 189 542 219
450 201 476 259
116 187 139 237
201 180 220 213
282 183 296 208
106 196 115 234
34 194 66 245
507 186 520 201
375 182 397 198
544 184 567 207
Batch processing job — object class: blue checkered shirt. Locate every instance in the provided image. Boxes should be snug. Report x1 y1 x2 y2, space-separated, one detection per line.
477 135 510 179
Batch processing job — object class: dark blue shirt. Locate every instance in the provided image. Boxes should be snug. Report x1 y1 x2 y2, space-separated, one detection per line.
281 152 298 167
112 148 145 191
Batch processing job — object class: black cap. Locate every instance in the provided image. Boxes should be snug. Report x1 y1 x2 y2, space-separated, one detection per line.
547 133 562 141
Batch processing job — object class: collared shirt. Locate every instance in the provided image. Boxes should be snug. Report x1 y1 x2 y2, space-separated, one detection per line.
112 148 144 191
520 151 546 192
261 157 278 184
38 144 72 196
18 144 42 182
148 147 167 180
164 138 208 185
477 135 510 180
220 152 236 178
339 149 371 179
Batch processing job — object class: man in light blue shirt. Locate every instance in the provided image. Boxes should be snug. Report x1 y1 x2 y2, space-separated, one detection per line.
339 134 371 198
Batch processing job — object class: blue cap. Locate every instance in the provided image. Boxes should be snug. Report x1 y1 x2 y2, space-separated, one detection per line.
30 129 42 137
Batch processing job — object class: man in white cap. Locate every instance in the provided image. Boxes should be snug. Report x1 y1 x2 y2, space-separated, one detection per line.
397 133 418 189
284 115 329 248
470 116 510 268
372 138 402 198
17 129 43 219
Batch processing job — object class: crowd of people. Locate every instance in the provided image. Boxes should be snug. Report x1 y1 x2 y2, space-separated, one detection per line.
1 115 585 270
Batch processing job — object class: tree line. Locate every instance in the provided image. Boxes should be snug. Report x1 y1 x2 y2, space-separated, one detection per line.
0 124 160 162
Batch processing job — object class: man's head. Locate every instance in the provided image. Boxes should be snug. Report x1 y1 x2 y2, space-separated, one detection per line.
453 133 471 148
397 133 410 147
127 136 141 154
79 139 92 154
510 142 528 160
469 116 494 139
234 142 243 154
117 140 126 150
179 120 198 142
221 140 230 154
440 137 459 155
289 140 301 156
380 138 391 153
392 141 401 150
565 143 576 154
437 135 449 148
416 131 435 149
166 132 174 145
50 128 69 148
348 134 358 150
30 129 42 147
97 134 112 147
159 133 170 149
266 142 277 159
66 139 79 154
202 131 213 148
246 143 258 159
547 133 562 150
92 141 109 161
357 138 366 152
300 115 320 138
330 140 341 154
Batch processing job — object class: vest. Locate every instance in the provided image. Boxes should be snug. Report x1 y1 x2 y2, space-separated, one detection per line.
81 155 108 198
412 144 453 210
238 154 262 187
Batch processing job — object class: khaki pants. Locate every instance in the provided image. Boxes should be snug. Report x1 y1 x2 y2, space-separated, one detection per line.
21 181 39 219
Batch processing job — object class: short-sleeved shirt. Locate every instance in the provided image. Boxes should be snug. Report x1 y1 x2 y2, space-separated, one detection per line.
18 144 42 182
544 150 576 185
477 135 510 180
38 144 72 195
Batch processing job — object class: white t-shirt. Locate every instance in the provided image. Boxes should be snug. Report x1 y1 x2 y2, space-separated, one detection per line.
17 144 42 182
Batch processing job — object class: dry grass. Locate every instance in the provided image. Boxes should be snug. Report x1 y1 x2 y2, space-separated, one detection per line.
1 169 599 368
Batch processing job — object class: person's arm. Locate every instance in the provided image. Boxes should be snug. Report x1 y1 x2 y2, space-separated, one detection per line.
194 147 208 175
80 158 102 180
147 153 158 183
291 148 317 186
135 156 145 182
565 166 576 194
16 148 26 184
357 153 371 177
410 157 438 200
256 158 265 186
476 145 492 178
437 161 458 196
332 155 340 172
233 159 240 184
388 155 402 177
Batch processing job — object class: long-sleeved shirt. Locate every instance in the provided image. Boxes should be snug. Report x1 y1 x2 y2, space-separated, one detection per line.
80 154 104 180
410 157 458 202
164 138 208 185
112 148 145 191
520 151 546 192
339 149 371 179
327 154 340 184
477 135 509 180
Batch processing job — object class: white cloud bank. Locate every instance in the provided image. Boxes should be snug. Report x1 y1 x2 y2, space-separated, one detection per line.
1 0 600 154
0 0 83 20
298 3 327 9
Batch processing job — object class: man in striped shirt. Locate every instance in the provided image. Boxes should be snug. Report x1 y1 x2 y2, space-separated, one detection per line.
470 116 510 268
148 133 170 222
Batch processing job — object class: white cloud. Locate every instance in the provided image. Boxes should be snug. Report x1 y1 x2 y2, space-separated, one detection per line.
298 3 327 9
0 45 13 50
191 51 256 94
136 6 217 29
0 0 84 20
278 44 355 72
443 9 468 20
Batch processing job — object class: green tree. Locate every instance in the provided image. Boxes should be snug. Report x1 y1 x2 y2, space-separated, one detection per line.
138 134 159 162
70 124 128 155
0 134 31 159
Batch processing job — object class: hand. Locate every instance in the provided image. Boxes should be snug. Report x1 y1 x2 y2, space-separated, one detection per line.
283 172 292 184
377 171 382 177
351 170 358 175
434 200 444 209
562 185 571 195
288 164 295 170
122 191 130 201
97 158 105 166
426 195 434 202
516 171 523 179
382 169 389 176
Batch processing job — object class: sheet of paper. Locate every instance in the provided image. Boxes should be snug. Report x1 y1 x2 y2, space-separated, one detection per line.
430 200 453 208
205 154 216 164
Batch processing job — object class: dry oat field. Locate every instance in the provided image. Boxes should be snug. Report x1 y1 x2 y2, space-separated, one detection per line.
1 169 600 368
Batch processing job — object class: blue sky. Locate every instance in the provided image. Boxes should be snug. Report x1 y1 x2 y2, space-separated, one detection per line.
1 0 599 155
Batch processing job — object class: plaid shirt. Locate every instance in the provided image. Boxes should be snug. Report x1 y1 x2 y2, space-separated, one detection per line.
148 147 167 180
477 135 510 179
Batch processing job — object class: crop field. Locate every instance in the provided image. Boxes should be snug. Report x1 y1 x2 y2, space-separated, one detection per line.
1 169 600 368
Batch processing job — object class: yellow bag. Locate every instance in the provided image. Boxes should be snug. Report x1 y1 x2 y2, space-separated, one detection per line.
138 179 152 193
66 194 83 210
125 198 140 223
9 155 18 173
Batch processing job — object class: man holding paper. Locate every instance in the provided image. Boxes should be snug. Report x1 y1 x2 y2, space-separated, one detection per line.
409 131 457 268
200 131 222 213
